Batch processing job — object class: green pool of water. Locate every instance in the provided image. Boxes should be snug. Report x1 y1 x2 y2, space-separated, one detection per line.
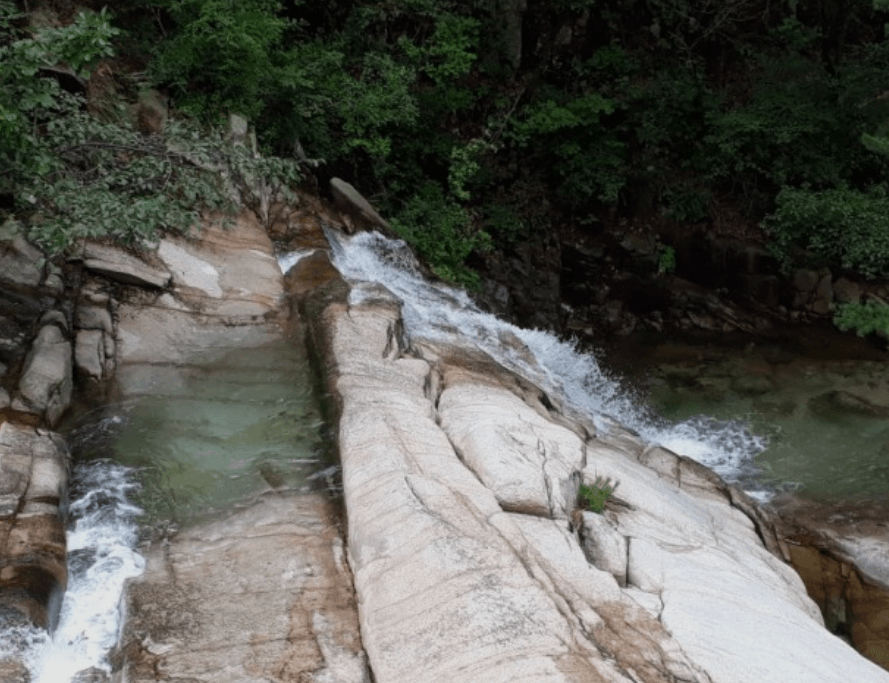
67 333 331 526
604 334 889 504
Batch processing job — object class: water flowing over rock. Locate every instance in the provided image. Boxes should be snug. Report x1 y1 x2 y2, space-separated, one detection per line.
297 229 889 683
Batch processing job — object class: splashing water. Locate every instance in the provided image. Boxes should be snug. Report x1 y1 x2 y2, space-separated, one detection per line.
321 230 769 497
6 459 145 682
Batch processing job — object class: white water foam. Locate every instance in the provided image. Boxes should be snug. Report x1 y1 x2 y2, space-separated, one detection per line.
7 460 145 682
277 249 316 275
321 230 769 496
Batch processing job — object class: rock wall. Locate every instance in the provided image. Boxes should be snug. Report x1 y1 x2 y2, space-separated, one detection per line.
298 232 889 683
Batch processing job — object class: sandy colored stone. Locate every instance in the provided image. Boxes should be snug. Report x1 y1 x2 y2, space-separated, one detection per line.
302 267 889 683
117 493 368 683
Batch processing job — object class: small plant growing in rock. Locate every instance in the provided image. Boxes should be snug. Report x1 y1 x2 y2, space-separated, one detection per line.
578 476 618 514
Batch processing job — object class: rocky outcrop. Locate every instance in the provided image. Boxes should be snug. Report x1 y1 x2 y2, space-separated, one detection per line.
300 247 889 683
76 242 173 289
113 212 286 396
11 318 73 427
773 496 889 671
0 423 68 630
117 493 369 682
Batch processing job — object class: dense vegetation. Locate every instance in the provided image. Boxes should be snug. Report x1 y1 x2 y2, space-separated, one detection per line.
4 0 889 292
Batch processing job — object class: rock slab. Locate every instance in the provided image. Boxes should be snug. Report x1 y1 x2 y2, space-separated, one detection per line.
117 493 369 683
303 267 889 683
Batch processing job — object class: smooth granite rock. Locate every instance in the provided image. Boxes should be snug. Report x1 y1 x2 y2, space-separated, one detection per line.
302 269 889 683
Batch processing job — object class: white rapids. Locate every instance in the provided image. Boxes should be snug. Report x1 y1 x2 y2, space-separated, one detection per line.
1 457 145 682
316 229 769 498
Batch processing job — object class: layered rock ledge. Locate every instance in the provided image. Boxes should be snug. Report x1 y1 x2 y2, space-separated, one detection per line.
300 249 889 683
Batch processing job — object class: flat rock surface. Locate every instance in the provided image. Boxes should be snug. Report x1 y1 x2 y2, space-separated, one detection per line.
115 212 286 392
118 493 369 683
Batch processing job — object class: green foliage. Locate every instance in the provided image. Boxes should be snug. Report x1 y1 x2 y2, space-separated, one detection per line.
508 92 627 205
765 186 889 278
834 301 889 338
657 244 677 274
19 113 301 254
151 0 287 120
0 5 120 178
0 3 301 255
579 476 619 514
706 55 853 192
390 182 490 287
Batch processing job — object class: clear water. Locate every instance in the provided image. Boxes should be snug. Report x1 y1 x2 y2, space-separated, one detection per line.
608 345 889 504
4 256 329 681
81 336 329 529
323 230 770 498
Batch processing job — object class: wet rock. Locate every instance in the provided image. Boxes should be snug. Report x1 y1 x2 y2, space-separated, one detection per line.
813 271 834 315
731 372 775 396
0 655 29 683
0 423 68 630
809 390 889 419
793 269 819 294
303 274 889 683
14 323 73 427
74 329 105 382
834 278 862 305
74 305 113 334
283 250 340 298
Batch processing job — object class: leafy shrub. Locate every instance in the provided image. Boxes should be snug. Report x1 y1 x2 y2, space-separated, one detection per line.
151 0 287 120
390 182 490 287
20 113 301 254
508 92 627 205
579 476 618 514
765 186 889 278
0 3 301 255
834 301 889 338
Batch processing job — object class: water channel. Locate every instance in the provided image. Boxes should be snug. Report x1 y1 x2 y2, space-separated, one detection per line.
10 318 331 681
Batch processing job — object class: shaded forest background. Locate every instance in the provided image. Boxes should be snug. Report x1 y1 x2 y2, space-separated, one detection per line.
5 0 889 295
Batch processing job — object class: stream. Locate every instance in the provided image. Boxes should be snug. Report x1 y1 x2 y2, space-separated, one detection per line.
7 322 330 681
6 228 887 680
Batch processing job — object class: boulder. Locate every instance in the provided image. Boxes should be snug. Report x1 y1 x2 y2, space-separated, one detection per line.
0 221 44 291
330 178 391 233
14 323 73 427
79 242 172 289
74 329 105 382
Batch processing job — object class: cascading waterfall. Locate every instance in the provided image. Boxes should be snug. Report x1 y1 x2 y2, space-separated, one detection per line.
3 456 144 682
322 229 770 498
